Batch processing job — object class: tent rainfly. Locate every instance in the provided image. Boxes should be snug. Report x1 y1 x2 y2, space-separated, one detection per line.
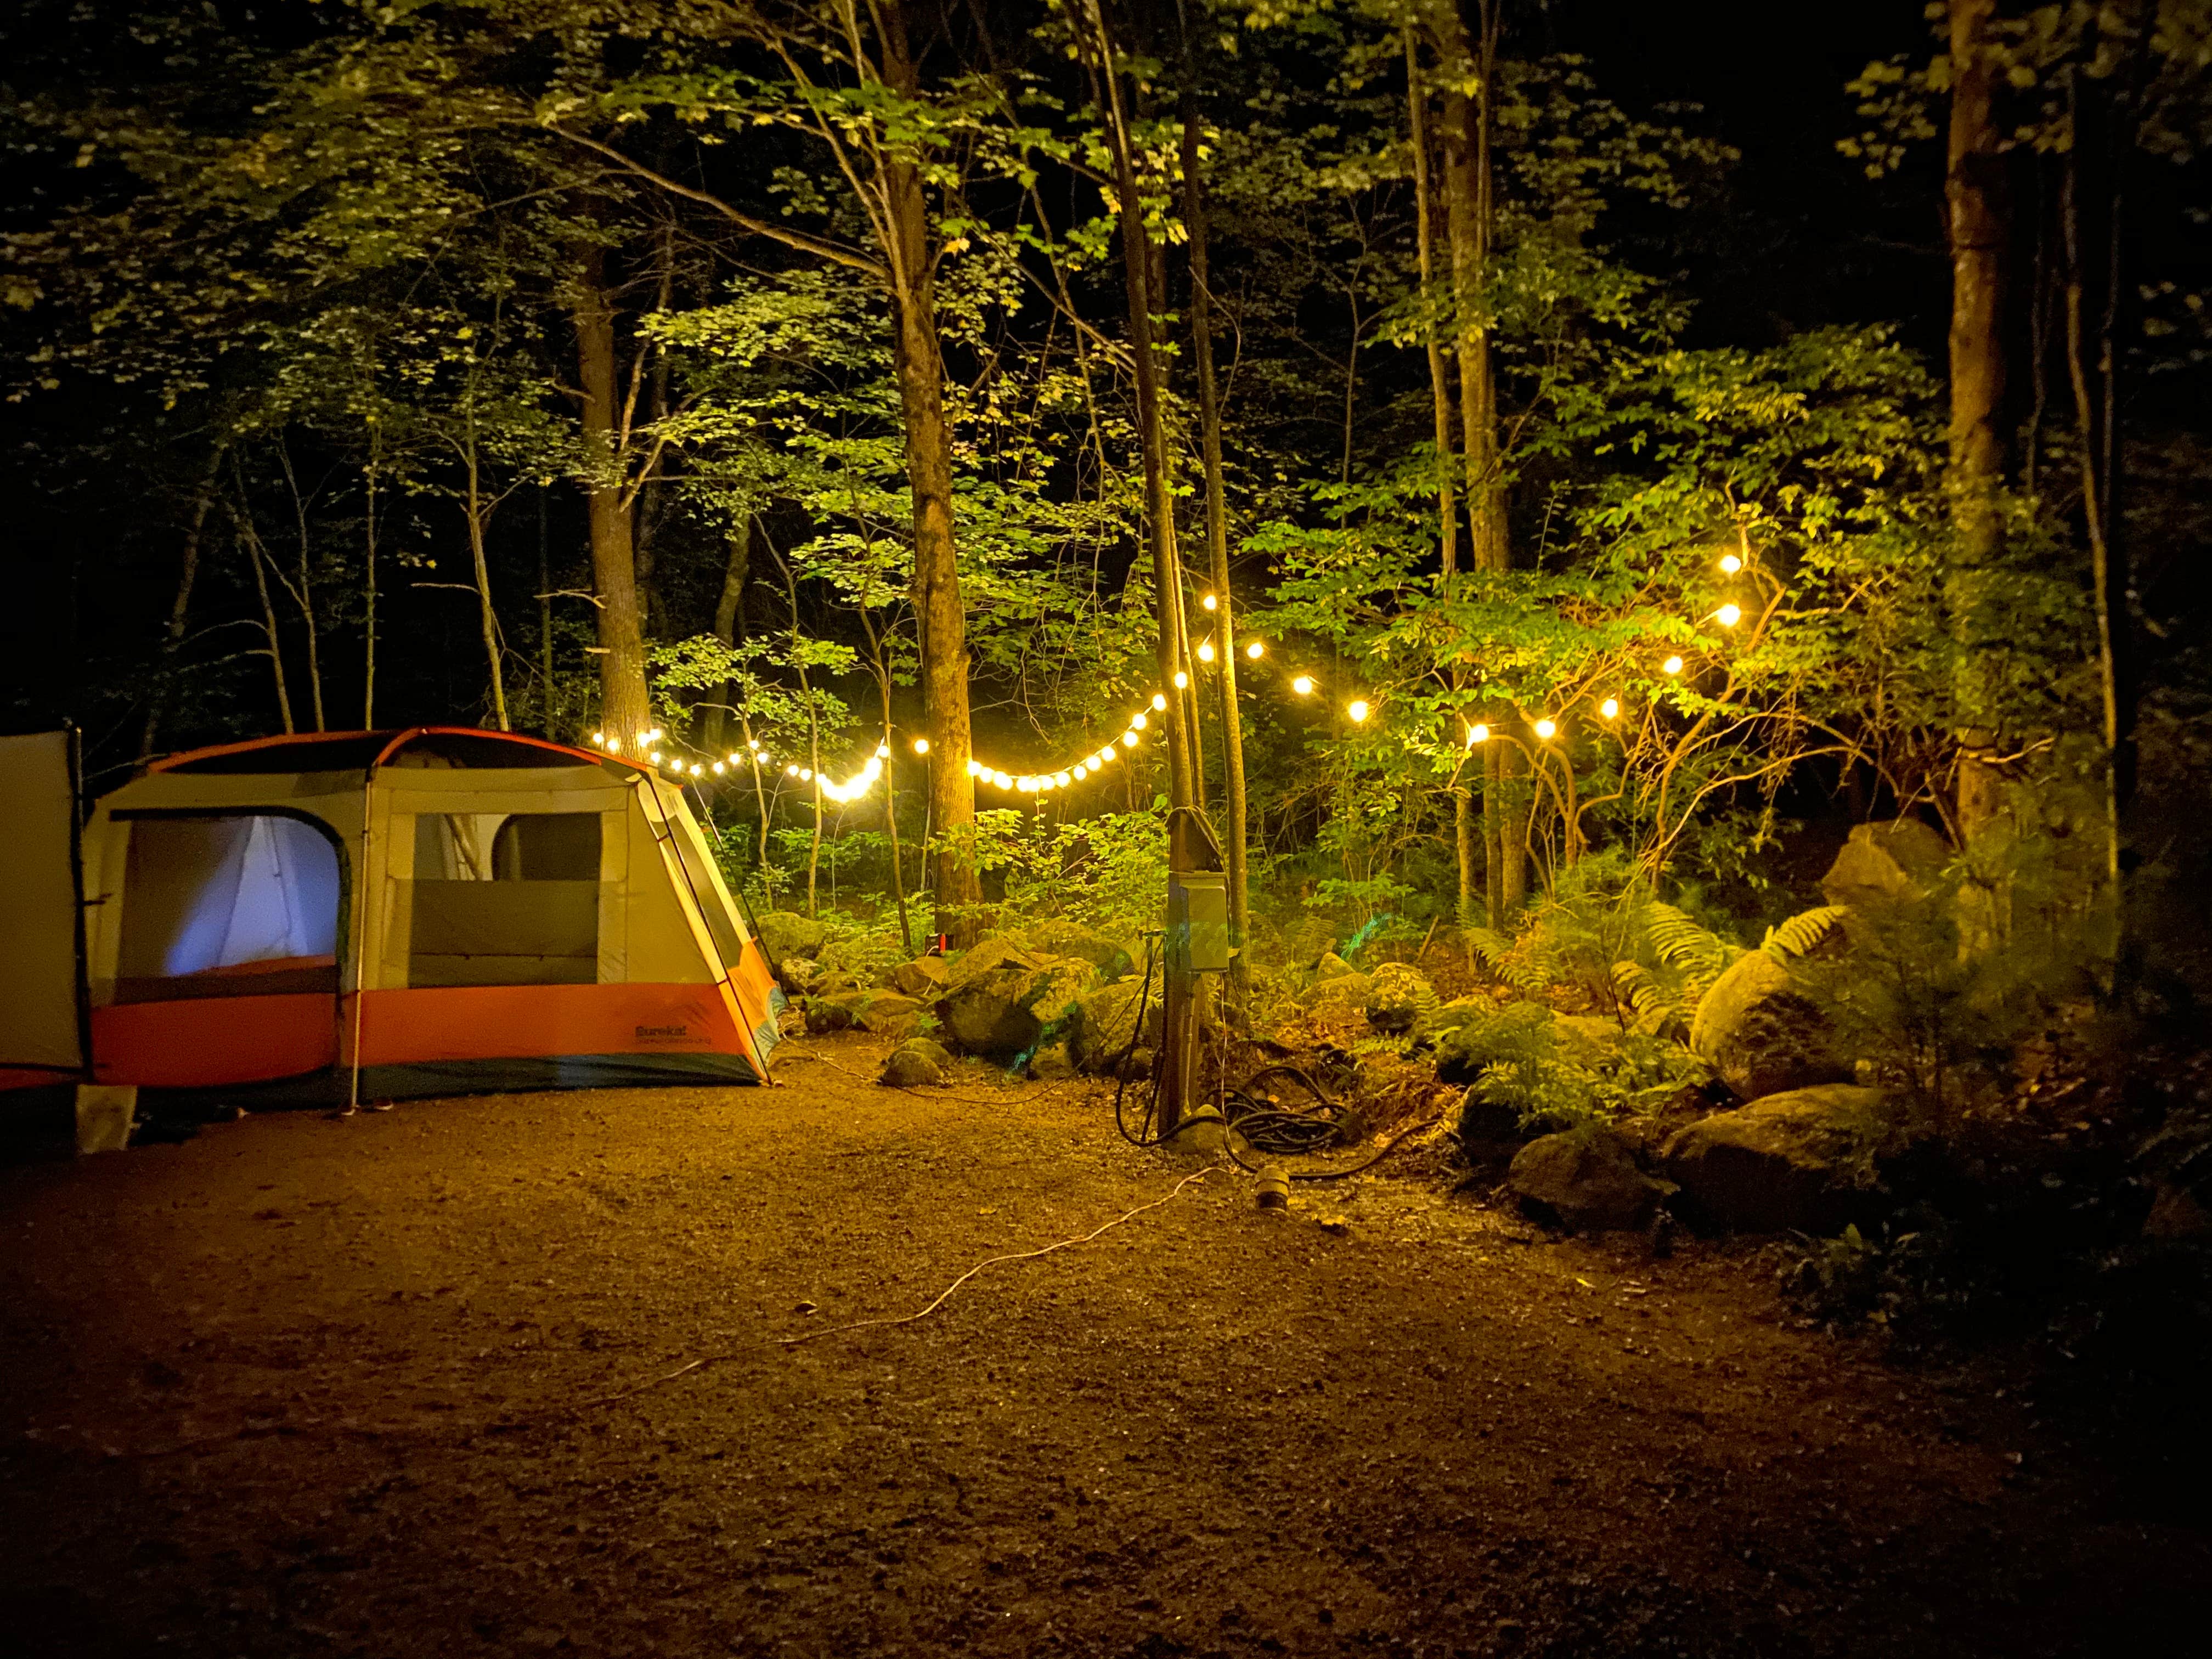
0 727 783 1110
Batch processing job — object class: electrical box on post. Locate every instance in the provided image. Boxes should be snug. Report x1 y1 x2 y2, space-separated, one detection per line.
1166 870 1231 974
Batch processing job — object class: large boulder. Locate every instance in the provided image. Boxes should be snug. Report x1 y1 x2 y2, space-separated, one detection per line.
1689 949 1849 1102
1365 963 1439 1035
1027 1042 1078 1081
1820 819 1950 912
754 910 830 964
1509 1128 1668 1232
944 936 1047 991
1553 1013 1629 1065
1070 978 1166 1074
853 991 923 1041
1300 970 1375 1016
1021 921 1139 981
1304 951 1359 989
1662 1084 1911 1234
804 989 869 1035
939 955 1096 1059
776 956 824 999
881 1036 953 1088
883 956 949 998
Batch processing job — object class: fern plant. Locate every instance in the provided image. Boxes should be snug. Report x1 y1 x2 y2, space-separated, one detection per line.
1761 905 1850 963
1468 850 1743 1035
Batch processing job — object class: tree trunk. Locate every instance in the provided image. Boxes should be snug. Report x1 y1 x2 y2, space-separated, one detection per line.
276 438 327 731
880 0 980 945
706 522 750 754
1406 25 1480 939
1945 0 2011 844
1440 1 1518 920
1181 96 1250 1013
364 427 380 728
139 445 223 765
536 489 552 736
2063 67 2136 923
773 542 823 919
466 505 509 731
238 508 295 735
572 243 653 748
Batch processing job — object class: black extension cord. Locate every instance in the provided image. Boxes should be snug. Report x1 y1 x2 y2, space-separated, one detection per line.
1109 943 1430 1181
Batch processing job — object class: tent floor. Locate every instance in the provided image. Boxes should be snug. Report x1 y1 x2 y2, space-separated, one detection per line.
0 1031 2202 1659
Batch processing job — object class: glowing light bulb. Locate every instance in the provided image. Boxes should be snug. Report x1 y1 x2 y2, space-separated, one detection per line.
1292 675 1314 696
1347 699 1370 724
1717 602 1742 628
1720 552 1742 574
1197 641 1216 663
992 771 1012 789
1121 731 1139 748
875 743 890 760
606 737 621 754
786 764 800 777
1468 723 1489 746
1245 640 1264 659
1151 693 1167 712
1201 593 1218 611
1601 697 1620 720
712 761 725 774
913 737 930 755
967 759 982 777
747 738 760 751
1131 712 1148 731
1535 718 1557 740
1663 655 1685 676
800 768 814 782
1054 770 1071 787
646 728 663 743
591 730 604 745
1173 671 1188 689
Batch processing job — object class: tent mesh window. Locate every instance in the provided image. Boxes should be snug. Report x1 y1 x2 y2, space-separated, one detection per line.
115 814 342 1003
408 812 601 988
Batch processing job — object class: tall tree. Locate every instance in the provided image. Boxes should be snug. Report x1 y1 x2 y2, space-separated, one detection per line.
571 238 657 748
1433 0 1521 921
567 0 985 938
1945 0 2012 845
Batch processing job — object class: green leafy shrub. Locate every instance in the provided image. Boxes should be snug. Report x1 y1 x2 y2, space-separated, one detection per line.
933 808 1166 940
1447 1002 1710 1137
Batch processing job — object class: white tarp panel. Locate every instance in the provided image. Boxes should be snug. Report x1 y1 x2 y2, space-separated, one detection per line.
0 730 84 1071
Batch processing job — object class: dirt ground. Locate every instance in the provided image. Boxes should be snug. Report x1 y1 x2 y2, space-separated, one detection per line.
0 1034 2203 1659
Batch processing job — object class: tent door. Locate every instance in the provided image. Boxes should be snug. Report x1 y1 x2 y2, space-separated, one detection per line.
0 729 88 1083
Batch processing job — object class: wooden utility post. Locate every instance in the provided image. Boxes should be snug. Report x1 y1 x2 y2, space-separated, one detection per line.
1085 0 1209 1132
1180 94 1249 1014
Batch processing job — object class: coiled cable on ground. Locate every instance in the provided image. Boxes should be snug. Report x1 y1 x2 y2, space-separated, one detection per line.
1110 947 1436 1180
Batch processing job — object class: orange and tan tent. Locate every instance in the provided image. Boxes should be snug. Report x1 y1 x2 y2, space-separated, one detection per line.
1 727 782 1110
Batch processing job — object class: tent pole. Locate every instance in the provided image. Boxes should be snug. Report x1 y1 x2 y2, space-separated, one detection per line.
346 769 373 1114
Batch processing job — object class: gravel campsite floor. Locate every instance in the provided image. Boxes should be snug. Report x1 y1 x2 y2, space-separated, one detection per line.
0 1034 2203 1659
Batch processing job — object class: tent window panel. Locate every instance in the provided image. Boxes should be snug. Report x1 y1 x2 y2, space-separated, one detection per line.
116 815 341 1004
407 812 602 987
494 812 600 881
408 869 600 989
